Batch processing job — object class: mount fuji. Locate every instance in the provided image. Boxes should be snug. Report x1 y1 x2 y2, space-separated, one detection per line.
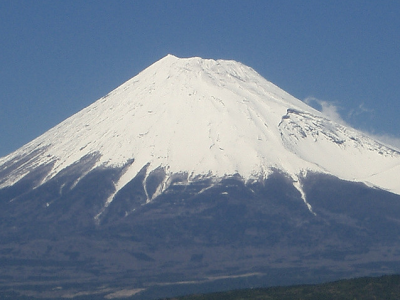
1 55 400 299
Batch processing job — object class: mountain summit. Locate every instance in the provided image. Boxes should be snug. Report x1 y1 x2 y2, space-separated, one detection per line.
1 55 399 204
2 55 400 299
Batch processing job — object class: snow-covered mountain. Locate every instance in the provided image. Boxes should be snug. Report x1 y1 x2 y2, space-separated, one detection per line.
2 55 400 299
1 54 399 204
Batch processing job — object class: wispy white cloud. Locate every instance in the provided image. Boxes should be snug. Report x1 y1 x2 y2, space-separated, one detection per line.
303 97 400 151
347 103 374 119
304 97 348 125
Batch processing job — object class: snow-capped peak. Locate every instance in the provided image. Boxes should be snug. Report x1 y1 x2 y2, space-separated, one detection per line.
1 55 400 200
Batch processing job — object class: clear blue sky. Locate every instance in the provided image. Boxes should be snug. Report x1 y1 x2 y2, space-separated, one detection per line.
1 0 400 157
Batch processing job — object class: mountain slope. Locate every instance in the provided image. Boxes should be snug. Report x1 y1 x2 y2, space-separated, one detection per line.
1 55 400 299
1 54 399 204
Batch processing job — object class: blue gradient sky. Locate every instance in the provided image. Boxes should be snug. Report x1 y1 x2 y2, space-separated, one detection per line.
1 0 400 157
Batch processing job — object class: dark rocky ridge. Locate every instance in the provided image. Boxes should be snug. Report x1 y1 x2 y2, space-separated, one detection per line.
1 166 400 299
